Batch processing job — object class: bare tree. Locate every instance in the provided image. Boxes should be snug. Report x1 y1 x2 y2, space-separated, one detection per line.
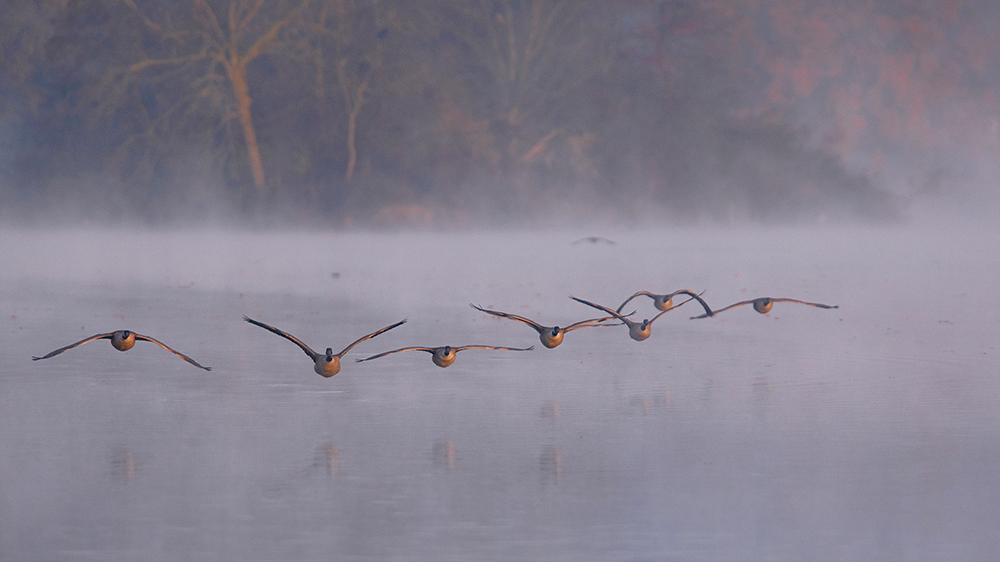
431 0 614 177
305 0 399 182
108 0 311 197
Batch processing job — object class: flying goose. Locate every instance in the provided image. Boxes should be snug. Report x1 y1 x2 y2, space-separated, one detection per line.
243 315 406 377
615 289 714 317
32 330 211 371
357 344 533 368
470 303 617 348
689 297 838 319
571 295 686 342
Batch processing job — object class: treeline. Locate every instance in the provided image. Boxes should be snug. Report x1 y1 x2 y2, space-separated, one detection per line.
0 0 906 226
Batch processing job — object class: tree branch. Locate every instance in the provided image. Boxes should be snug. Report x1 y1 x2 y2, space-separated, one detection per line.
243 0 312 62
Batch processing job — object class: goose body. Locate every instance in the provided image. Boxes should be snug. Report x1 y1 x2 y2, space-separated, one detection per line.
32 330 211 371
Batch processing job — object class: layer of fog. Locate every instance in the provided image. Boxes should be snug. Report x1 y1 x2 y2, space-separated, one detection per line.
3 222 998 560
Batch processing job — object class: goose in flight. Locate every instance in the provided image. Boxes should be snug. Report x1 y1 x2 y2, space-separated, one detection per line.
470 303 617 348
689 297 838 319
32 330 211 371
571 295 686 342
571 236 615 245
615 289 714 317
356 344 533 368
243 315 406 377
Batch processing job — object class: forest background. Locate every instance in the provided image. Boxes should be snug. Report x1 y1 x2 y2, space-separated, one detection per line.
2 0 997 227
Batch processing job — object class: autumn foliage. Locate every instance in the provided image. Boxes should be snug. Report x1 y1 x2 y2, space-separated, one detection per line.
1 0 996 225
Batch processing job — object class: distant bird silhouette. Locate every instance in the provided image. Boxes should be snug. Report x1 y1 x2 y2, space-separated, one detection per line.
356 344 533 368
32 330 211 371
571 295 687 342
689 297 838 319
243 315 406 377
470 303 617 348
615 289 714 317
571 236 615 245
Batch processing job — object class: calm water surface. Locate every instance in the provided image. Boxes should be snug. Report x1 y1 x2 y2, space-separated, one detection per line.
1 226 998 561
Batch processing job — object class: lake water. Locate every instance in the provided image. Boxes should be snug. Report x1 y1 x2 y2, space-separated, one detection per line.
1 224 998 561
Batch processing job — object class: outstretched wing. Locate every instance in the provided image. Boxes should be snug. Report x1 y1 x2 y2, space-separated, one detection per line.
645 297 698 325
562 315 621 331
453 345 535 352
356 346 434 363
670 290 715 318
133 333 212 371
771 298 838 309
570 296 628 321
243 315 318 361
336 318 408 357
32 333 114 361
690 299 754 319
470 304 545 333
615 291 655 314
690 297 838 319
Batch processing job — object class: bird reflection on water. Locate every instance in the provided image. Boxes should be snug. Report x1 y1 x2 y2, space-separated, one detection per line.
540 445 562 484
433 440 457 470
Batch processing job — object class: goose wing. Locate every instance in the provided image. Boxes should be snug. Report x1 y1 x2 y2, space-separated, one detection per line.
470 304 545 333
770 298 838 309
243 315 318 361
32 333 114 361
452 345 535 352
335 319 408 357
570 296 628 321
690 299 756 319
644 298 697 325
669 290 715 318
615 291 655 314
640 293 702 324
133 333 212 371
355 346 435 363
562 315 622 331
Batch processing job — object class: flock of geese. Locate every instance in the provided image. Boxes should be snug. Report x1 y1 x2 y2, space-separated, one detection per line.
31 290 838 376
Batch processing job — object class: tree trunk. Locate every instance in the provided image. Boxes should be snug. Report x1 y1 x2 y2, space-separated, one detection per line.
227 58 267 194
345 102 358 183
338 59 368 183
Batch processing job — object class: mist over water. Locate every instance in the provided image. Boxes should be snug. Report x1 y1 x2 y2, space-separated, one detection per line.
2 221 998 560
5 1 999 557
